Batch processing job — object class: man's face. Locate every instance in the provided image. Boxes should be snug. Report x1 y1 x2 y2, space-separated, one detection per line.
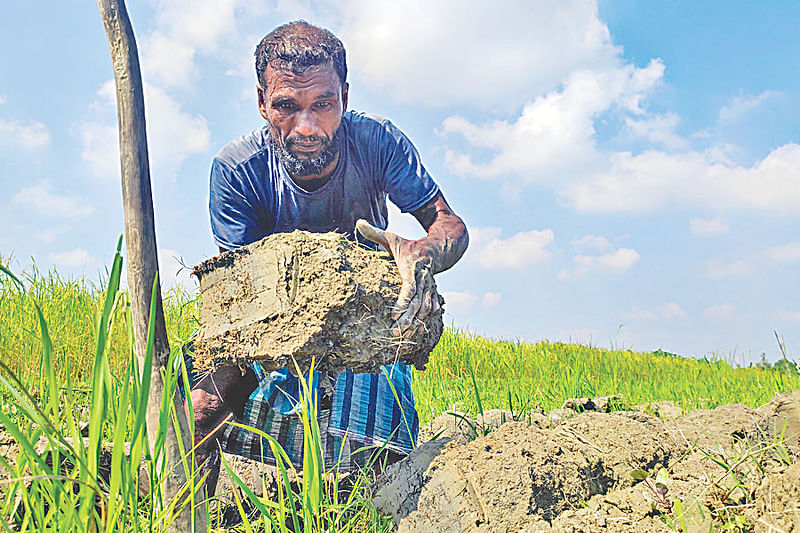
258 62 348 178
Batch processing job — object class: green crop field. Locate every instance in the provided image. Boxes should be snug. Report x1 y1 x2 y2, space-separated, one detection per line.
1 250 798 531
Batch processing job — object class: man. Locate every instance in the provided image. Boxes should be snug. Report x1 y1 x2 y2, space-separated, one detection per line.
190 20 468 493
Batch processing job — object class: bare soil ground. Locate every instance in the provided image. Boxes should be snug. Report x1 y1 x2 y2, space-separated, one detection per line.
373 391 800 532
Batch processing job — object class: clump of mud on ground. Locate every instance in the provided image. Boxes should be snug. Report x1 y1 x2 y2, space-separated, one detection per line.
191 230 444 375
374 390 800 532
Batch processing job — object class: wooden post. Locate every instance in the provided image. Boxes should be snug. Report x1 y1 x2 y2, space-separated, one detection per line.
96 1 205 530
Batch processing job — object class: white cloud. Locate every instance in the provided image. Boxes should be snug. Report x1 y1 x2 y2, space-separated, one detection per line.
776 310 800 324
0 118 49 150
467 227 503 249
562 144 800 214
158 248 196 289
37 227 71 244
765 242 800 264
12 180 94 219
468 227 555 270
79 121 118 178
704 258 751 279
50 248 98 270
622 302 686 321
143 32 200 89
443 60 664 181
442 291 477 316
481 292 501 309
0 93 5 105
571 234 612 252
419 13 797 217
690 217 729 237
622 307 656 321
141 0 244 88
658 302 688 319
338 0 620 107
625 112 686 150
704 303 737 321
718 91 780 122
80 81 210 180
559 247 639 280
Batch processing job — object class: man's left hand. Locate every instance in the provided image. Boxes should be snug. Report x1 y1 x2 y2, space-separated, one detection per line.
356 219 442 337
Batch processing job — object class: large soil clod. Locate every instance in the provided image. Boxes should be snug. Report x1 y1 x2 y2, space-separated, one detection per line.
191 230 444 374
375 394 800 533
373 412 683 532
751 462 800 532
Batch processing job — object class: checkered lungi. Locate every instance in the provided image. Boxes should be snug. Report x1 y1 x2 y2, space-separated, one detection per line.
182 346 418 472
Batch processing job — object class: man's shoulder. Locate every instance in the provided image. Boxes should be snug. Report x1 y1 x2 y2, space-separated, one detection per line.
214 126 272 171
344 110 395 135
343 111 406 149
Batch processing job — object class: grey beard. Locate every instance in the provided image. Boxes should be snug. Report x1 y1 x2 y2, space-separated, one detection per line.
270 127 341 177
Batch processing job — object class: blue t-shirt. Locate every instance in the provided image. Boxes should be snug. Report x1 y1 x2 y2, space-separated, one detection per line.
208 111 439 453
210 111 439 250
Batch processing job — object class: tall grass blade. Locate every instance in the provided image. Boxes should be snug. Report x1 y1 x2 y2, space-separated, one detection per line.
81 237 123 524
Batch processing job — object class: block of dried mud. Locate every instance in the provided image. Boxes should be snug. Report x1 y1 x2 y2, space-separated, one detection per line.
756 390 800 460
668 404 761 452
562 394 623 413
370 439 452 524
637 400 683 419
419 412 475 445
548 407 574 425
373 412 682 532
751 462 800 533
191 230 443 374
559 411 683 486
215 454 283 503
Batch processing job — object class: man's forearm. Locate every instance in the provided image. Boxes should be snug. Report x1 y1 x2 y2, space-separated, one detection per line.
424 212 468 274
412 193 469 274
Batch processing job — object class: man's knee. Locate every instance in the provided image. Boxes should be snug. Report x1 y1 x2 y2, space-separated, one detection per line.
192 367 257 417
190 388 227 431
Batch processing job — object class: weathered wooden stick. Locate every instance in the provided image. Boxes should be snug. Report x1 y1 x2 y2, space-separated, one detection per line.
96 1 204 530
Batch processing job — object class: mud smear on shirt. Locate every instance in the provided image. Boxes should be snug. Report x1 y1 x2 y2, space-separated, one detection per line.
190 230 443 375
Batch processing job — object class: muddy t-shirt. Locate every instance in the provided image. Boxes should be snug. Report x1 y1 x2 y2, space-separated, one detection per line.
209 110 439 251
207 111 439 454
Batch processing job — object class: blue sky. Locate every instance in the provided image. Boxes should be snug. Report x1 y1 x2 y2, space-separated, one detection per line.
1 1 798 363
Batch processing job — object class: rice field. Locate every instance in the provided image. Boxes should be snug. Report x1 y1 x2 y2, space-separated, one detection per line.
1 259 796 423
0 253 797 531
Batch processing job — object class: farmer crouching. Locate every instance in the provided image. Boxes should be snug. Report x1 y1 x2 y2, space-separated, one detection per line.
186 20 468 494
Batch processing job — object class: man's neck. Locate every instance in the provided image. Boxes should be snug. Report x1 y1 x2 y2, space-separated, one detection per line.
291 174 331 192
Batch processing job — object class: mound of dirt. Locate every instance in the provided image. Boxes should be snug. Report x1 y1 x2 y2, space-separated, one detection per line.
750 462 800 532
191 230 444 374
374 412 683 532
757 390 800 460
668 403 762 451
376 393 800 532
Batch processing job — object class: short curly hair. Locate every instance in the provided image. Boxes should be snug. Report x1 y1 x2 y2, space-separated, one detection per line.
255 21 347 89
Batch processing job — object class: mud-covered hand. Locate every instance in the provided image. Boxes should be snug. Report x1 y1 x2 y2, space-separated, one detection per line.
355 219 442 336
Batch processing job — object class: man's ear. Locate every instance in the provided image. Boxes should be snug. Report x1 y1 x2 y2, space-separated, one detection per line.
341 82 349 114
257 85 268 120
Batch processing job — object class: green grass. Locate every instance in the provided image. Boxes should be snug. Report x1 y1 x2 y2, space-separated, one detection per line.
0 252 797 531
414 330 799 423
